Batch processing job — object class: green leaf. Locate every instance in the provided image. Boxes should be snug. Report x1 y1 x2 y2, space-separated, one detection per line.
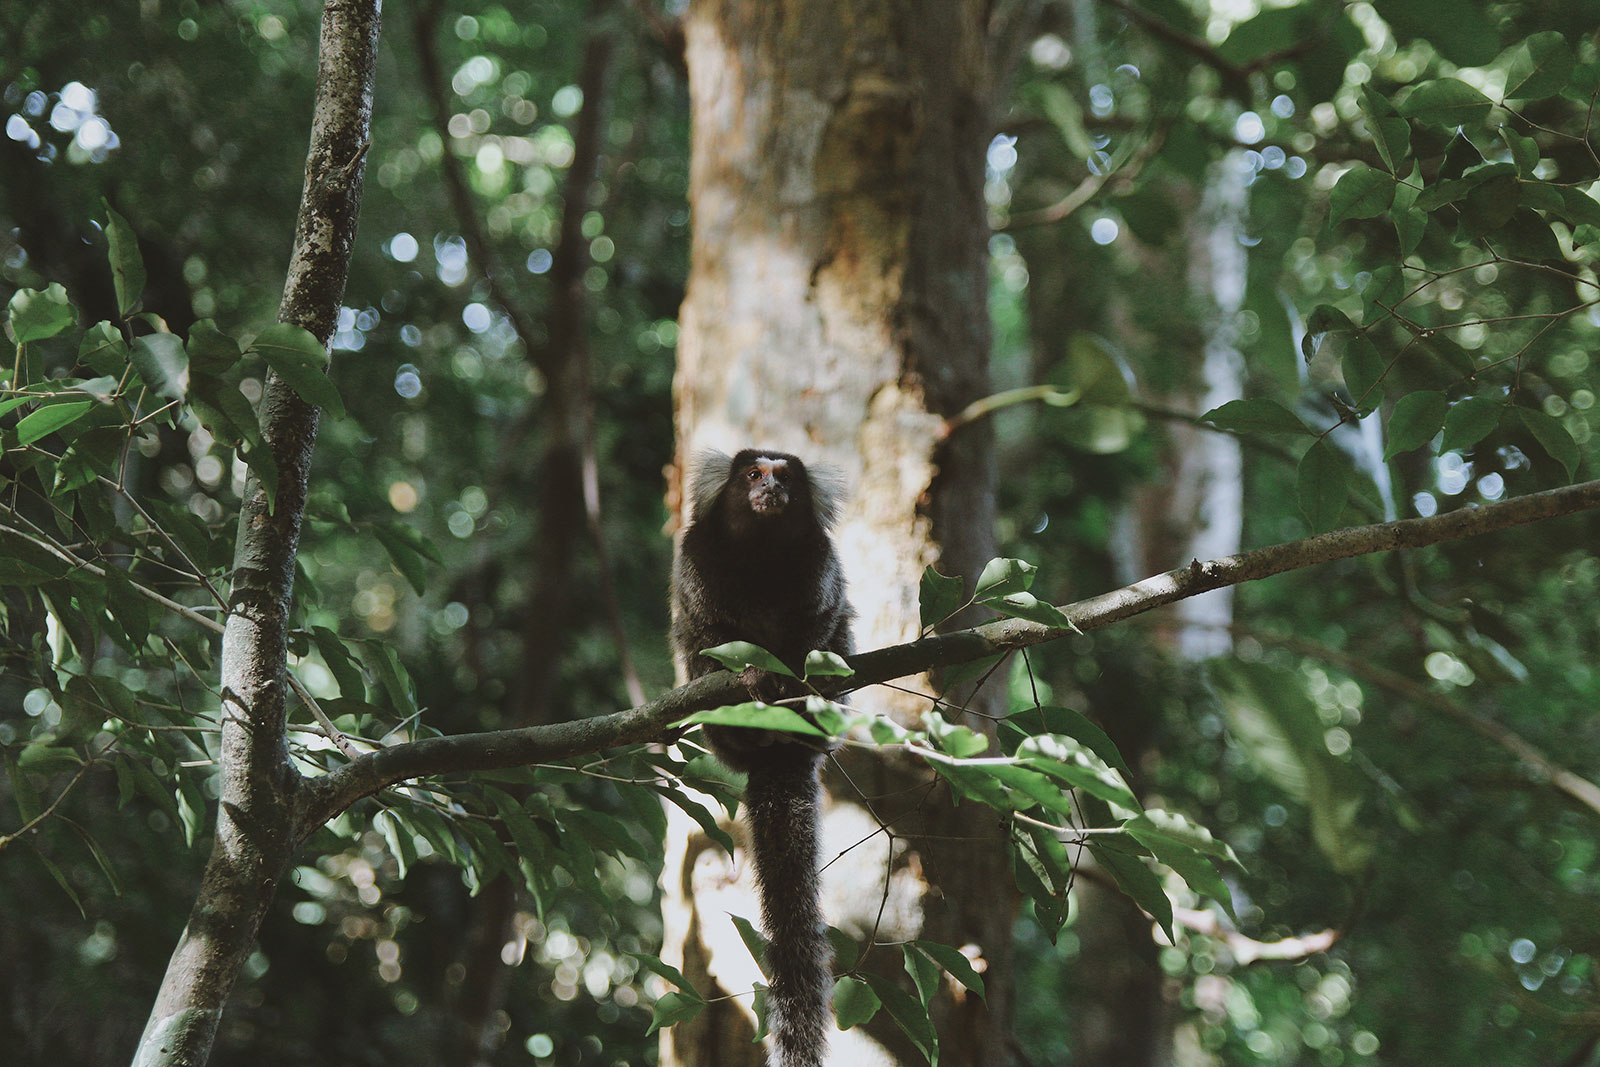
129 333 190 401
729 913 770 978
492 797 554 896
1397 79 1494 127
903 943 942 1011
1013 837 1069 938
658 785 738 857
1394 206 1427 256
1377 0 1497 66
982 763 1083 821
1458 174 1520 238
1384 390 1448 458
1359 265 1405 323
630 952 699 995
931 761 1012 809
186 319 243 376
1134 835 1236 920
1126 809 1239 866
78 320 129 375
6 752 41 822
1489 208 1564 263
15 401 94 446
1328 163 1394 225
677 703 828 738
18 740 83 772
1440 396 1502 452
985 591 1077 631
307 625 368 700
1297 440 1347 531
927 713 990 758
833 976 882 1030
34 848 87 919
1500 31 1574 101
72 823 125 896
372 808 415 878
1089 842 1173 943
372 521 439 596
1201 397 1310 436
1360 86 1411 173
802 650 854 678
1017 734 1141 812
1516 408 1579 479
1209 660 1375 875
188 373 260 449
864 974 940 1066
695 642 792 678
1303 305 1355 351
645 991 706 1035
912 940 986 999
919 566 967 631
364 642 419 719
973 557 1036 598
103 201 147 318
1416 334 1477 378
1501 128 1540 176
1340 336 1386 414
1000 705 1133 780
9 284 76 344
804 695 848 737
1063 332 1129 405
247 322 345 419
1559 187 1600 228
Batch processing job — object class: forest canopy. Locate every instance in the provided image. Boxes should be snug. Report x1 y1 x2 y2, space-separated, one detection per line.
3 2 1600 1066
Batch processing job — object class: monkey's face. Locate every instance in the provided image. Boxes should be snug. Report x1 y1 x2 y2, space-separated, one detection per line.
740 456 795 517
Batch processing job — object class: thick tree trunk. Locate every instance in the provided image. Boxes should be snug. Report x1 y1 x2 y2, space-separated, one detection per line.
131 2 380 1064
664 2 1010 1064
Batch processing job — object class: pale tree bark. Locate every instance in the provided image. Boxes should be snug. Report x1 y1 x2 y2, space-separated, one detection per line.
662 1 1011 1064
131 2 380 1063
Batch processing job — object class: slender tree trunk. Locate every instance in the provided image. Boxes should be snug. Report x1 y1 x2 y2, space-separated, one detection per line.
663 1 1011 1063
132 2 380 1063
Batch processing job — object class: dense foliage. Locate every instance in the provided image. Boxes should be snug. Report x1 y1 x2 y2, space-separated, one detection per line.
3 1 1599 1066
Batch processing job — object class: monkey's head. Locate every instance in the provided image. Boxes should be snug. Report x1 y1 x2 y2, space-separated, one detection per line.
688 448 841 537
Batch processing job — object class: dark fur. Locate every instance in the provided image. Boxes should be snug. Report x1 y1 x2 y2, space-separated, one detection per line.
671 449 851 1067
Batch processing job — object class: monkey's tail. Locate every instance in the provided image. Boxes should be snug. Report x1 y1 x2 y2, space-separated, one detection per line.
743 753 831 1067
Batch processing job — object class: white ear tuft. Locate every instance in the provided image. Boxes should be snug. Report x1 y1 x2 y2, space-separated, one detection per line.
807 462 846 529
686 450 734 520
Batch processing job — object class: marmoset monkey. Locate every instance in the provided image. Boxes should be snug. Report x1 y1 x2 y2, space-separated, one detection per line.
671 449 852 1067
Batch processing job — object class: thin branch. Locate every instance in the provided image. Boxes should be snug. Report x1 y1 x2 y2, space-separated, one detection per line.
287 674 361 760
1244 628 1600 821
96 474 227 608
0 520 225 634
1168 905 1340 965
0 745 110 853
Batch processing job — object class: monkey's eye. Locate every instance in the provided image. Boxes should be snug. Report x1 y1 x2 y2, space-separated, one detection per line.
746 468 761 481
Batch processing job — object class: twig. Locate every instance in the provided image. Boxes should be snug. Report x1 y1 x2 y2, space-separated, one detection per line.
287 673 362 760
0 520 225 634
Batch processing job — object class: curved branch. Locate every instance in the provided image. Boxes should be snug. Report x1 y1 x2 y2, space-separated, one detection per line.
299 477 1600 831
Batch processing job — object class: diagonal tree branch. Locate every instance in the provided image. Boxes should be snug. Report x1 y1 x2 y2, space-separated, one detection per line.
299 477 1600 831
